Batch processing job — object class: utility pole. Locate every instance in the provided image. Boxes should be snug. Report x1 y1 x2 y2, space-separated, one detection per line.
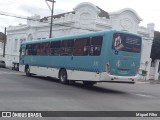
46 0 56 38
3 27 6 57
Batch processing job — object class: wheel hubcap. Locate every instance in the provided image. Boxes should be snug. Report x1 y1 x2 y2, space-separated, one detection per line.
61 73 66 81
27 68 29 73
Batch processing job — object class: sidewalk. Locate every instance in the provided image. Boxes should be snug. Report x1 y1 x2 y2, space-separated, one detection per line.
137 79 160 84
149 80 160 84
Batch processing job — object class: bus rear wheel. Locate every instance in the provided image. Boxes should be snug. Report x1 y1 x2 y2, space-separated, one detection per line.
59 69 68 84
83 81 96 86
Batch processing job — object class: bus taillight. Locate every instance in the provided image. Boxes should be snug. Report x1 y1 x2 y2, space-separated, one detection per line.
106 64 110 73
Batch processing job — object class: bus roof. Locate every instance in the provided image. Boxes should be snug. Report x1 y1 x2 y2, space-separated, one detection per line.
21 30 141 45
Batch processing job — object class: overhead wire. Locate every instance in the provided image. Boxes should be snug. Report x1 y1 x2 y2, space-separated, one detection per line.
0 11 97 32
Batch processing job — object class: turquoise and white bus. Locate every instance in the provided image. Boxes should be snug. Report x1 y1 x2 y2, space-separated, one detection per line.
19 30 142 85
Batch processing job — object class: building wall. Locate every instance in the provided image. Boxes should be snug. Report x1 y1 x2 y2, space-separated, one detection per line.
5 2 155 80
0 42 4 59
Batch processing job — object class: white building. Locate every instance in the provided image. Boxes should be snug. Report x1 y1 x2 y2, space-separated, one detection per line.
0 32 5 61
5 2 155 80
0 42 4 56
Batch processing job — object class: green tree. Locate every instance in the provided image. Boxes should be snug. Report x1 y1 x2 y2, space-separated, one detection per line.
150 31 160 61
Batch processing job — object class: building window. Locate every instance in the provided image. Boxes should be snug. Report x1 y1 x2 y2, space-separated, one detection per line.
14 39 18 51
151 62 155 67
20 39 26 44
28 34 33 41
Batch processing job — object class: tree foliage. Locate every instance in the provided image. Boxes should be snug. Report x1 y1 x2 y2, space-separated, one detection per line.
150 31 160 61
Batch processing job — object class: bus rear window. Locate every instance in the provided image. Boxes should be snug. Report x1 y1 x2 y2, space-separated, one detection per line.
112 33 141 53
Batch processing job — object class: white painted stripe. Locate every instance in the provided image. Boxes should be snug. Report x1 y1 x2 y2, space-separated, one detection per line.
136 81 150 84
0 71 22 75
135 93 153 98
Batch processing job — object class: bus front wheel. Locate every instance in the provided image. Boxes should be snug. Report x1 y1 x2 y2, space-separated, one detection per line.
59 69 68 84
25 66 31 76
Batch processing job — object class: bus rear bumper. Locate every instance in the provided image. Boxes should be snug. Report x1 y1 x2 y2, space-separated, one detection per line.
100 72 138 83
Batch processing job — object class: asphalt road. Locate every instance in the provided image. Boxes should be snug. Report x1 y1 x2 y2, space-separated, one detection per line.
0 68 160 120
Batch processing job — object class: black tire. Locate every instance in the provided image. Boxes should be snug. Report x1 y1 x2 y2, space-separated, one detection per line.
59 69 68 84
25 66 31 76
83 81 96 86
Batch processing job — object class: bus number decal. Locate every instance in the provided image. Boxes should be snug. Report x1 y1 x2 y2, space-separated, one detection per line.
93 61 99 66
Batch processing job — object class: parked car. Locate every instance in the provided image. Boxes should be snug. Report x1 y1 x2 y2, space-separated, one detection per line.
0 60 5 68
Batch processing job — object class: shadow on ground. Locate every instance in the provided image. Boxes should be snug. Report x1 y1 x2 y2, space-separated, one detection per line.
22 75 128 95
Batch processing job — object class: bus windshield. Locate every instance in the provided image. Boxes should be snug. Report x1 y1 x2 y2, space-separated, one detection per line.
112 33 141 53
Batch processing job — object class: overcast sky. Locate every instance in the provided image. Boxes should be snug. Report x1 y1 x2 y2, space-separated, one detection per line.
0 0 159 33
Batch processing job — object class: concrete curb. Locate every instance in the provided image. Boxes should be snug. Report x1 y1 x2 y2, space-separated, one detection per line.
136 80 160 84
136 81 150 84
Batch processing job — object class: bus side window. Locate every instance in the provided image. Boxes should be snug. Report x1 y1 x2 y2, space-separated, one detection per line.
50 41 61 56
66 39 74 55
60 41 65 55
90 36 102 56
32 44 39 55
73 37 90 56
26 43 41 56
26 44 32 55
38 42 50 56
61 39 74 56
